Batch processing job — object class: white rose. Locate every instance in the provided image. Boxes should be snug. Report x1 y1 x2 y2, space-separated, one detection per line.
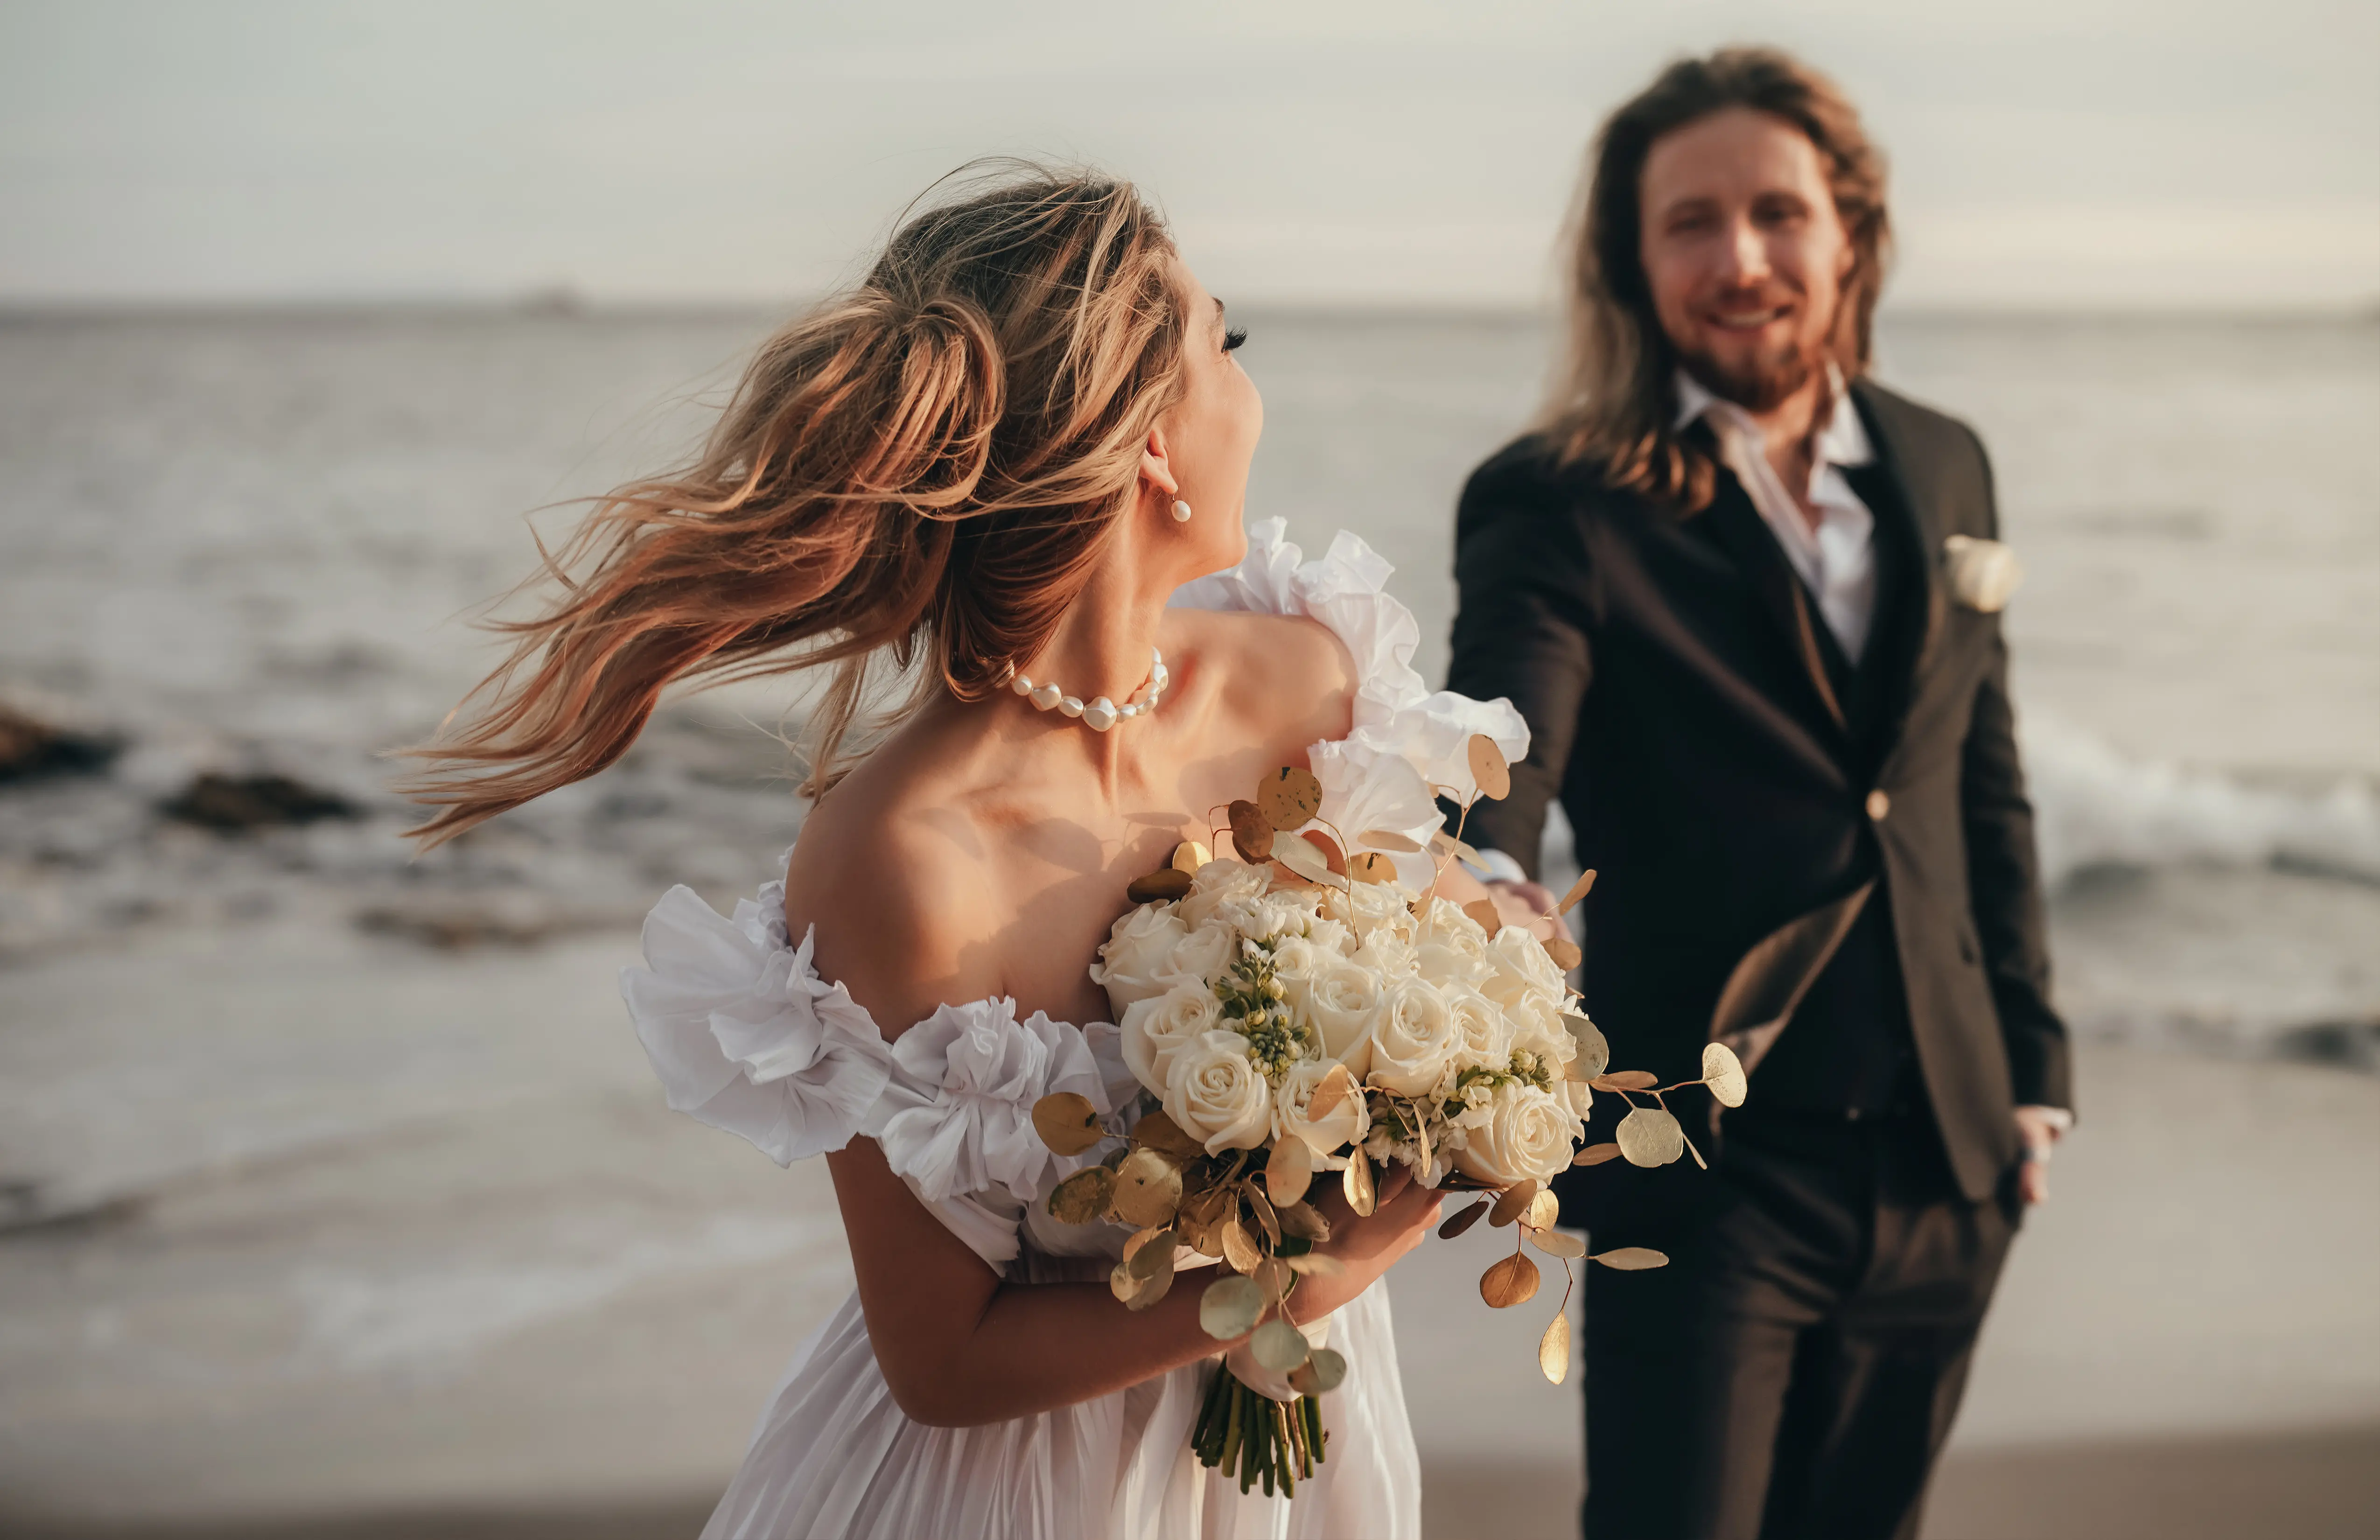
1287 956 1386 1079
1412 896 1490 946
1453 1081 1581 1187
1218 889 1319 943
1353 927 1416 980
1176 859 1272 929
1120 981 1224 1095
1304 917 1355 958
1441 983 1511 1067
1163 1030 1274 1154
1414 937 1490 989
1505 994 1575 1074
1321 879 1413 936
1090 903 1191 1009
1153 921 1237 994
1367 976 1465 1097
1482 926 1567 1014
1273 1056 1371 1156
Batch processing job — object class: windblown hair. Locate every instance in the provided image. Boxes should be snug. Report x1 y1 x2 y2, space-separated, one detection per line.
1538 47 1891 512
399 163 1187 847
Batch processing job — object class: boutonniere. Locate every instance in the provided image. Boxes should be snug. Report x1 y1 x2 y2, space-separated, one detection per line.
1942 534 2022 613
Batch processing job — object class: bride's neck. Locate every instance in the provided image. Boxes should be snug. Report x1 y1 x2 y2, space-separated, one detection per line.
1021 554 1170 713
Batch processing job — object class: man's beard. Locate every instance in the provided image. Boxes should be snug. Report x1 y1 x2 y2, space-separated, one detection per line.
1676 333 1824 414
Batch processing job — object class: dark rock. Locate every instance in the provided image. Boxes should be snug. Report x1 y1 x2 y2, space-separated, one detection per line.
0 700 121 784
161 771 360 831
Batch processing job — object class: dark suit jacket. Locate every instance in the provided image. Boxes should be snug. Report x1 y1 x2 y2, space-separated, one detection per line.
1447 378 2070 1203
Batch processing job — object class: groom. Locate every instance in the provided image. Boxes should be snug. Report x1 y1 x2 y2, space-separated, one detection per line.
1446 49 2073 1540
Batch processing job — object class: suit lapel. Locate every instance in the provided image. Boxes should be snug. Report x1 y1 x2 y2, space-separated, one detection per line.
1845 382 1945 763
1696 474 1851 740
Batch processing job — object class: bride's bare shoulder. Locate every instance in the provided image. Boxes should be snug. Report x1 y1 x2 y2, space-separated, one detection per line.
781 737 1003 1037
1166 606 1358 749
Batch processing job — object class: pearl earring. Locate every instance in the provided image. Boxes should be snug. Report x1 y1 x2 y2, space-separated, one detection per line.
1170 499 1193 524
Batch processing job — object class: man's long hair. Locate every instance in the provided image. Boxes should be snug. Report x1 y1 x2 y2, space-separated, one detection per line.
1538 48 1891 512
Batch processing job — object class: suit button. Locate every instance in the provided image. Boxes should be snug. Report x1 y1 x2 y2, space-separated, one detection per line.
1865 789 1891 821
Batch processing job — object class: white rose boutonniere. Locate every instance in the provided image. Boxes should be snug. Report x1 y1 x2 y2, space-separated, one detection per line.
1943 533 2022 613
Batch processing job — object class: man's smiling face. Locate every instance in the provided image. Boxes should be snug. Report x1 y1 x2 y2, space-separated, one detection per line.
1637 105 1855 413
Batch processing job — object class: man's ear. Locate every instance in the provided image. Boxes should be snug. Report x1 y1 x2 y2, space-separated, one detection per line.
1139 426 1181 499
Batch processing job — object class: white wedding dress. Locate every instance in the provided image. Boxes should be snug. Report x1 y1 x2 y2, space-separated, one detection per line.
621 521 1527 1540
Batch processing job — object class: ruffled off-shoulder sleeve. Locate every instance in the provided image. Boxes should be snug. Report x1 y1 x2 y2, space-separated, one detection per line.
620 882 892 1167
1171 516 1530 884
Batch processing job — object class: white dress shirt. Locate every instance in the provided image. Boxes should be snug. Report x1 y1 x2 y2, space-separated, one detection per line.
1675 365 1879 663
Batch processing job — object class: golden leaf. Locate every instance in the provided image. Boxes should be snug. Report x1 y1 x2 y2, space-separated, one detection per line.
1682 1131 1708 1170
1047 1165 1116 1224
1176 1185 1230 1256
1126 867 1194 904
1489 1179 1539 1229
1110 1260 1144 1304
1285 1251 1344 1277
1480 1251 1541 1308
1701 1042 1748 1109
1257 766 1323 831
1466 734 1512 801
1437 1197 1491 1239
1130 1109 1205 1160
1562 1014 1610 1080
1591 1070 1657 1092
1342 1153 1376 1218
1171 840 1211 874
1304 1063 1356 1121
1348 851 1397 885
1220 1216 1262 1275
1587 1246 1670 1271
1538 1312 1572 1385
1288 1346 1348 1396
1557 868 1597 915
1124 1263 1175 1311
1125 1226 1178 1281
1244 1182 1281 1248
1032 1092 1106 1156
1523 1189 1560 1231
1251 1318 1310 1373
1528 1227 1587 1259
1253 1255 1294 1300
1428 829 1482 866
1571 1142 1623 1168
1227 799 1276 862
1358 828 1425 854
1112 1149 1185 1227
1616 1108 1686 1168
1199 1274 1265 1339
1463 899 1505 936
1264 1136 1314 1208
1271 834 1337 886
1542 933 1582 971
1276 1201 1331 1244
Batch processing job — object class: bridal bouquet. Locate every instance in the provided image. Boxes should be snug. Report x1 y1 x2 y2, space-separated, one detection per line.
1031 738 1747 1496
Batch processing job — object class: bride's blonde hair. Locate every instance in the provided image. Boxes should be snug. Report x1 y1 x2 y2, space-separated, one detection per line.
400 162 1187 847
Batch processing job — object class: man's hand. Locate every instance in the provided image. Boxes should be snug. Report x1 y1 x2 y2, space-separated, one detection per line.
1484 877 1559 940
2012 1105 2066 1205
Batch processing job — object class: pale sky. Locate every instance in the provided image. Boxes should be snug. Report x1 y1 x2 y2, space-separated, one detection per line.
3 0 2375 310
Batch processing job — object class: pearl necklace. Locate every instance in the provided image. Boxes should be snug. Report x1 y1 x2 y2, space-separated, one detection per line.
1007 645 1167 732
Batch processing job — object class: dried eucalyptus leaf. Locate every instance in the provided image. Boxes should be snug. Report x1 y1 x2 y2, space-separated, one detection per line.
1227 800 1275 862
1480 1251 1542 1309
1304 1064 1356 1121
1489 1179 1539 1229
1257 766 1324 831
1528 1227 1587 1259
1342 1153 1377 1218
1591 1070 1657 1092
1466 734 1512 801
1558 868 1598 915
1032 1092 1106 1156
1047 1165 1116 1224
1542 934 1583 971
1245 1182 1281 1247
1221 1217 1262 1275
1265 1136 1315 1207
1701 1042 1749 1109
1126 867 1194 904
1199 1274 1266 1339
1285 1251 1344 1277
1124 1262 1175 1311
1571 1142 1623 1168
1288 1346 1348 1395
1271 835 1336 885
1112 1148 1185 1227
1277 1200 1330 1243
1171 840 1211 874
1110 1260 1144 1304
1358 828 1425 854
1251 1318 1311 1373
1563 1014 1611 1080
1463 898 1505 936
1130 1109 1205 1159
1438 1197 1491 1239
1253 1255 1294 1301
1587 1246 1670 1271
1348 851 1397 885
1125 1226 1179 1281
1616 1108 1686 1169
1539 1312 1572 1385
1523 1189 1560 1231
1428 829 1483 866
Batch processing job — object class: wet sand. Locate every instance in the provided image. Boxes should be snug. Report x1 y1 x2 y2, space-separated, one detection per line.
1 927 2375 1540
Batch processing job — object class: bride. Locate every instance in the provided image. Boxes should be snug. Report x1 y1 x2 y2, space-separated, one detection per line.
406 164 1533 1540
